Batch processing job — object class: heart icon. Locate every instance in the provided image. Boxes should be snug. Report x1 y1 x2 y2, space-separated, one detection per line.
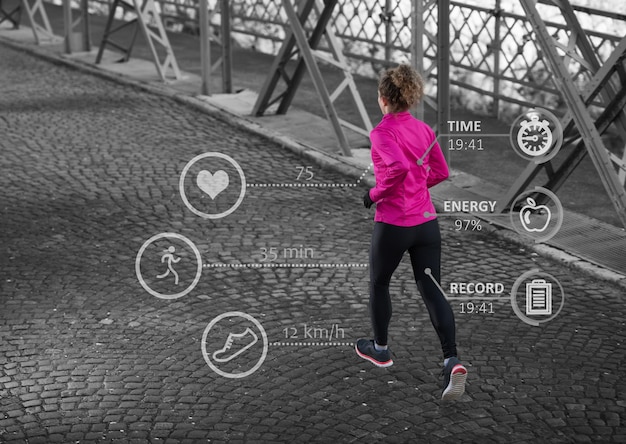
197 170 229 199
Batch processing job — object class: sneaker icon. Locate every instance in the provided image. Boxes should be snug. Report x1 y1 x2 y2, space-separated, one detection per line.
212 328 259 363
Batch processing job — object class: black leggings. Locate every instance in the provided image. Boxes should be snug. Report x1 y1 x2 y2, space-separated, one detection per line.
369 219 457 359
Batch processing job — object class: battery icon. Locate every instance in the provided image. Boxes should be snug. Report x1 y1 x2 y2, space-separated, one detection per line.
525 279 552 315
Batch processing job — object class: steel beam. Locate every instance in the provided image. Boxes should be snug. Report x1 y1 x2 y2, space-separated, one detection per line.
0 0 21 29
275 0 335 115
21 0 55 44
199 0 210 94
63 0 90 53
499 8 626 223
498 36 626 212
252 0 372 156
519 0 626 228
132 0 180 81
96 0 141 64
95 0 180 81
492 0 502 118
411 0 425 120
437 0 450 163
280 0 351 154
252 0 314 116
316 0 371 136
544 85 626 194
200 0 232 95
220 0 232 93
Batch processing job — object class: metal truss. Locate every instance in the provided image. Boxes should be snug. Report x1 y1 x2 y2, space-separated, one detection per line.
0 0 21 29
419 1 438 112
63 0 90 53
500 0 626 228
96 0 181 81
199 0 232 95
410 0 451 160
411 0 438 121
252 0 372 157
15 0 55 43
437 0 450 161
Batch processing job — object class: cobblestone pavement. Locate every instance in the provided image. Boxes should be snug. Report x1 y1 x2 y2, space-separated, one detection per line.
1 44 625 443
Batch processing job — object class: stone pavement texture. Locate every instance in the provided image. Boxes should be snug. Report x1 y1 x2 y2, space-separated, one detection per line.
1 43 625 443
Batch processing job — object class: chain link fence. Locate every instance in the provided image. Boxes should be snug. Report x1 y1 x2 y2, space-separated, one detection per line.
74 0 626 119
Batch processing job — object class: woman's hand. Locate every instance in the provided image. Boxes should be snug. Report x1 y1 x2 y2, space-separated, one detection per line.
363 190 374 209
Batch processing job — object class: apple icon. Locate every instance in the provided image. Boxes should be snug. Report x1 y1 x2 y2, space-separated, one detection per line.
520 197 551 232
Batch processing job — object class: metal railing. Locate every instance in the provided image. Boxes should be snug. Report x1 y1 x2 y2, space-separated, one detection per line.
76 0 626 117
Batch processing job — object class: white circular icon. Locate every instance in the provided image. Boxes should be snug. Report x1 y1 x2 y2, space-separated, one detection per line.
201 311 268 379
509 187 563 243
179 152 246 219
510 108 563 163
136 232 203 299
510 269 565 326
517 114 553 157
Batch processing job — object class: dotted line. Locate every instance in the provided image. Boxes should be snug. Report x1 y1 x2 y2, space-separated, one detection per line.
247 183 357 188
246 165 373 189
246 164 373 189
355 164 373 185
204 263 369 269
271 342 353 347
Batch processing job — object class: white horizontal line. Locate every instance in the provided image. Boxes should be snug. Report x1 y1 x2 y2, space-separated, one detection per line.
247 183 357 188
271 342 353 346
446 296 511 300
203 263 369 268
438 133 509 137
436 213 510 217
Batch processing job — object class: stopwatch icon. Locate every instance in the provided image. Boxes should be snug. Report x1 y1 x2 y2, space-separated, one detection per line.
509 108 563 163
517 114 552 157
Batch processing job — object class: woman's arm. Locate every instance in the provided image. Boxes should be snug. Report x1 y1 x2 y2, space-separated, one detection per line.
426 132 449 188
369 127 410 202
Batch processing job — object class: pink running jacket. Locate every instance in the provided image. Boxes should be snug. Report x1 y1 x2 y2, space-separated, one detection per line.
369 111 449 227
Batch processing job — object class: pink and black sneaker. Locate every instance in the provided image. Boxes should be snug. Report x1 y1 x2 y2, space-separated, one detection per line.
355 339 393 368
441 356 467 401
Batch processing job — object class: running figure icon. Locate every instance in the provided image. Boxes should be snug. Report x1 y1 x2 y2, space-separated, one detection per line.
156 246 181 285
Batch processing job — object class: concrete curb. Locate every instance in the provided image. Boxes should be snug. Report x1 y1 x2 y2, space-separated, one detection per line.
2 35 625 289
490 224 626 288
0 37 375 185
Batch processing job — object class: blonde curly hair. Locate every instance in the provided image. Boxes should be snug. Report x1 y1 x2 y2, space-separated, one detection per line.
378 64 424 113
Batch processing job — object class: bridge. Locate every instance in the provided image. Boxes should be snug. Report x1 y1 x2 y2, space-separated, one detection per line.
0 1 625 442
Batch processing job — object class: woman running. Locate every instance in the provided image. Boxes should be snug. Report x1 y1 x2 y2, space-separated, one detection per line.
355 64 467 401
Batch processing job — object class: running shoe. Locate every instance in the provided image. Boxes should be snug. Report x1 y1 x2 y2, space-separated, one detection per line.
212 328 258 363
355 339 393 368
441 356 467 401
